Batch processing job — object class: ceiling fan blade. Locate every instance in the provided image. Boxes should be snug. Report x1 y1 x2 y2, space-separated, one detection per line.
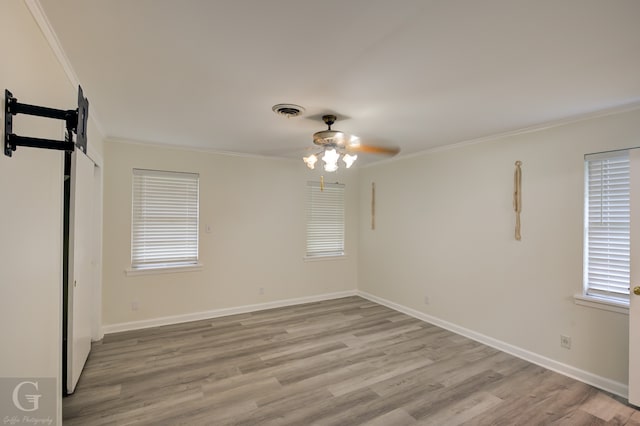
347 144 400 156
307 114 400 158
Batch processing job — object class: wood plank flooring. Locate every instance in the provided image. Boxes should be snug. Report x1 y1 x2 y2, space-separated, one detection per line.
63 296 640 425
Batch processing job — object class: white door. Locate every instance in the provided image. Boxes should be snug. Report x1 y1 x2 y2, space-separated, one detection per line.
67 150 95 394
629 149 640 407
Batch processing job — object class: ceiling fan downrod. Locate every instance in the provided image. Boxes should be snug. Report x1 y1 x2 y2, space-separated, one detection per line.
322 114 336 130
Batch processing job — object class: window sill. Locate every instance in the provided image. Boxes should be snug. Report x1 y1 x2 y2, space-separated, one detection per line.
573 294 629 315
125 263 203 276
304 254 348 262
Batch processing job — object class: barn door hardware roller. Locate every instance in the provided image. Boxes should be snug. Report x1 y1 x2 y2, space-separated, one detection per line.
4 86 89 157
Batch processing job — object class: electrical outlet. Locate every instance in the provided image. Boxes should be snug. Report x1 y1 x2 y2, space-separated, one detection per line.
560 335 571 349
131 301 139 311
259 287 264 295
424 296 430 305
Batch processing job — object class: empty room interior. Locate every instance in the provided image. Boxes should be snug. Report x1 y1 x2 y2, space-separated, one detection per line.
3 0 640 424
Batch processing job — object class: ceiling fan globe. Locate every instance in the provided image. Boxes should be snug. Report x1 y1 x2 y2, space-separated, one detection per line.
343 153 357 168
322 148 340 172
303 154 318 170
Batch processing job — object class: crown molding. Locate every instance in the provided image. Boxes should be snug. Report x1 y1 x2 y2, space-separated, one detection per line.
105 136 301 163
24 0 80 89
24 0 106 138
363 100 640 169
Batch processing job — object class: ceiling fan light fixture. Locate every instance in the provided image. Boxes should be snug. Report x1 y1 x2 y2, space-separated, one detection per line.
303 113 397 172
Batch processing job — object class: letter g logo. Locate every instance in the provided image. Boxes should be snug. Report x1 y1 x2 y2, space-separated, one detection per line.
12 381 41 412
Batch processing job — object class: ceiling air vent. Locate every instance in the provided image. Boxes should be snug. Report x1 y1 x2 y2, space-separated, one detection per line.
272 104 305 118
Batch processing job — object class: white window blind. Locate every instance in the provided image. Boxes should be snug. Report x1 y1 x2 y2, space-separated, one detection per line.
584 151 630 303
306 181 345 258
132 169 199 269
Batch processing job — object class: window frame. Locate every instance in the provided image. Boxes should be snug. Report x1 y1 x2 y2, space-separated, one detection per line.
128 168 201 273
577 150 630 313
305 181 346 260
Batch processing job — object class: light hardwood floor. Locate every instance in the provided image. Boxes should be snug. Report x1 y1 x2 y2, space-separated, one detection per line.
64 296 640 425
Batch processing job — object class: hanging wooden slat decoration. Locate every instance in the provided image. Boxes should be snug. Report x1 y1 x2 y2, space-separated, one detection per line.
371 182 376 230
513 161 522 241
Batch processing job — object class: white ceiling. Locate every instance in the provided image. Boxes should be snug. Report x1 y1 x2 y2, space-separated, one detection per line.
38 0 640 163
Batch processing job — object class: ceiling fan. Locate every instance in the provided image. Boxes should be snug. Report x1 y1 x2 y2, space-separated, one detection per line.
303 114 400 172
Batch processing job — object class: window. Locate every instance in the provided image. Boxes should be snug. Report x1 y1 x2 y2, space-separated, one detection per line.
306 181 345 258
583 151 630 305
131 169 199 270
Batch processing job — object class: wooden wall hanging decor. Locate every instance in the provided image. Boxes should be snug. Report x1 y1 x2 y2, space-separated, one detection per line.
514 161 522 241
371 182 376 230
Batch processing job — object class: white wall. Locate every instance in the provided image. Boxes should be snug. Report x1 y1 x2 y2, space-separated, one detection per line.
102 140 358 328
101 109 640 394
0 2 104 423
358 108 640 389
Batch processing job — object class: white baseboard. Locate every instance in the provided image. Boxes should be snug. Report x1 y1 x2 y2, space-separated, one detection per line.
101 290 358 335
357 290 629 399
101 288 628 399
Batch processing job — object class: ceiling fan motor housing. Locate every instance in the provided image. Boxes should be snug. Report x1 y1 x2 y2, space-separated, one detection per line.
313 130 346 147
311 114 399 155
322 114 337 128
313 115 344 147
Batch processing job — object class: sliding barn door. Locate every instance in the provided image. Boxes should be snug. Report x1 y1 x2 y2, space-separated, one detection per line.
629 149 640 406
66 149 95 394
